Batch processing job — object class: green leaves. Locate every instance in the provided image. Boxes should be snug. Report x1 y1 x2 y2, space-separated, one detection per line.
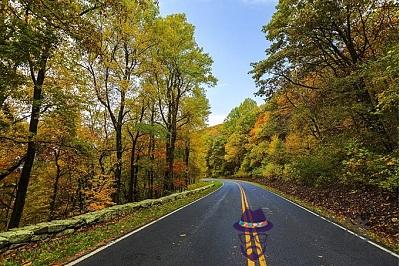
0 0 217 228
207 0 398 194
342 140 399 191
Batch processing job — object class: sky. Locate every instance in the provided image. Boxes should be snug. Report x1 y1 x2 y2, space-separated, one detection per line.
159 0 278 126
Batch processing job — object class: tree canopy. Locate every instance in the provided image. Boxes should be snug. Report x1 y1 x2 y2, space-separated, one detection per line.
0 0 215 229
207 0 398 192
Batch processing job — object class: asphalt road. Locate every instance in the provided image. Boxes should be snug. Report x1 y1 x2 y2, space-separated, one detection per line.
72 180 399 266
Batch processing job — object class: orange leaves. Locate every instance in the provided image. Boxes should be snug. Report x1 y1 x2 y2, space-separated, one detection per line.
86 175 115 212
249 111 270 141
154 149 166 160
173 179 186 190
173 160 186 175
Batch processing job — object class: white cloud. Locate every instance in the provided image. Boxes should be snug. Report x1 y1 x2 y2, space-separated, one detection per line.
207 113 226 126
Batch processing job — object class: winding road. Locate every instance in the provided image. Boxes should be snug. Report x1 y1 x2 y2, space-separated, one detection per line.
70 180 398 266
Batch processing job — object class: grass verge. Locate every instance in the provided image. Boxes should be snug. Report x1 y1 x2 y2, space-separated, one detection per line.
238 179 398 253
1 181 222 266
187 181 210 190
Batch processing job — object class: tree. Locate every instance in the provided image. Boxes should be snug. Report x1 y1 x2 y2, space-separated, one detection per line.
205 0 398 193
223 99 259 174
3 0 99 229
0 1 216 230
251 0 398 152
149 14 216 192
81 0 158 203
126 98 146 202
179 87 210 185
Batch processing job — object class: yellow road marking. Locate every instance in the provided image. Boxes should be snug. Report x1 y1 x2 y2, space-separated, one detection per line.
239 184 256 266
240 186 268 266
235 182 268 266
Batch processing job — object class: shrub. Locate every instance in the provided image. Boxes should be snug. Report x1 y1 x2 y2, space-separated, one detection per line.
342 141 398 191
283 148 340 187
259 162 283 179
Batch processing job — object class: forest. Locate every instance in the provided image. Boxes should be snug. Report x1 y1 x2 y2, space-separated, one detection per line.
0 0 215 230
0 0 398 244
206 0 398 243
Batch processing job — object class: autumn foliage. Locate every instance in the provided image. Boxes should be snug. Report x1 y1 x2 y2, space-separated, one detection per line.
0 1 214 230
206 0 398 245
207 0 398 192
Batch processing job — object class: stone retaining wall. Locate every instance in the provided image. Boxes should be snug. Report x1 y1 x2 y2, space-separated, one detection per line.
0 183 215 252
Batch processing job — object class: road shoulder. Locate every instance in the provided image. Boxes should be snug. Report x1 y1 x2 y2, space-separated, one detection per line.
234 178 399 255
1 181 223 266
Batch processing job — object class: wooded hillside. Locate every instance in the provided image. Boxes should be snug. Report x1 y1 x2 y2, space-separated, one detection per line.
206 0 398 243
208 0 398 192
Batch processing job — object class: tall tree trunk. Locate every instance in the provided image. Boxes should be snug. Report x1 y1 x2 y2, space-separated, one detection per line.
48 149 61 221
128 132 140 202
164 128 176 192
164 97 178 193
75 176 86 213
147 106 155 198
8 62 46 229
100 76 126 205
133 152 140 201
3 185 16 228
113 85 126 204
147 138 154 198
114 126 123 204
184 138 190 187
147 131 155 198
128 138 136 203
127 106 145 202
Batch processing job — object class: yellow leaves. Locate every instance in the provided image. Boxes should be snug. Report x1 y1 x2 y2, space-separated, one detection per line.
284 133 302 155
224 133 245 163
102 28 115 40
0 111 11 128
102 59 118 69
121 21 140 37
190 127 219 176
118 80 130 92
275 93 290 107
284 132 318 156
249 111 270 141
267 135 283 156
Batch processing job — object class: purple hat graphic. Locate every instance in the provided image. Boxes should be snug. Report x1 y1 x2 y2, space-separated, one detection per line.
233 208 273 261
233 208 272 232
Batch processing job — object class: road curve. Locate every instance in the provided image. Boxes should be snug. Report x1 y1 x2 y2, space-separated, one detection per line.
71 179 398 266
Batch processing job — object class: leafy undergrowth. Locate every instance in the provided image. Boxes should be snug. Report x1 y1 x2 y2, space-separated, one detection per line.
1 181 222 266
236 177 398 252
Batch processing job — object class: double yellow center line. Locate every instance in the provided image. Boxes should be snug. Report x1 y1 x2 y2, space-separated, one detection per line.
237 183 268 266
